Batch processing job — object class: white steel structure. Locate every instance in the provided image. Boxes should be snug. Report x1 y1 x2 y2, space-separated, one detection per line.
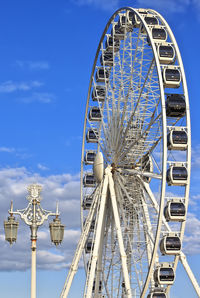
61 7 200 297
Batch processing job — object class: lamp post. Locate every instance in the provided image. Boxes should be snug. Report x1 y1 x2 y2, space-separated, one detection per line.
4 184 64 298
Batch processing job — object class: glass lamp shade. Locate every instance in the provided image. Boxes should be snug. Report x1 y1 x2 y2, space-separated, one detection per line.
4 215 19 245
49 217 64 246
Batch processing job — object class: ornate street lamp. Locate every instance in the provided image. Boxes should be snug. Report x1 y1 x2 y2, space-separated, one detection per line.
4 184 64 298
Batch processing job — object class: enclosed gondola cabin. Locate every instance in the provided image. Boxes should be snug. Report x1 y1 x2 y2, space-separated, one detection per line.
82 195 93 210
86 129 98 143
85 238 93 253
88 107 102 121
147 291 166 298
95 68 109 83
141 16 158 33
92 85 106 102
100 51 113 66
154 264 175 285
83 218 95 232
84 151 96 165
166 165 188 186
158 44 175 64
117 14 133 33
132 9 148 28
147 26 167 44
83 174 96 187
164 200 186 221
160 235 181 255
111 23 125 40
105 35 120 52
166 94 186 117
167 129 187 150
163 67 181 88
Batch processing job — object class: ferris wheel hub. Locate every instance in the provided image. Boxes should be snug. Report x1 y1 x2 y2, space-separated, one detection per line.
93 152 104 183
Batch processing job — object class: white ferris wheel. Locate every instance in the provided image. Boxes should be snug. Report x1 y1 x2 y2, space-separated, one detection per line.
61 7 200 298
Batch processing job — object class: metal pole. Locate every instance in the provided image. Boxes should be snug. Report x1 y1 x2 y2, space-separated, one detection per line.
31 197 37 298
31 239 37 298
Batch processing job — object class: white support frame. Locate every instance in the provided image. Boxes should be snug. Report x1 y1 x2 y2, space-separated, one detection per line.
60 187 100 298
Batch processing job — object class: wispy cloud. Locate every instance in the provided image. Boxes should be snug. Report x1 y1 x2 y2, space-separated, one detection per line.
37 163 49 171
72 0 200 19
184 212 200 255
0 147 15 153
0 80 43 93
19 92 55 103
72 0 119 11
16 60 50 70
136 0 190 14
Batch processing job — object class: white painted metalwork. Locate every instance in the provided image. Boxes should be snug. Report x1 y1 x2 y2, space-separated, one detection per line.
61 6 199 298
4 184 63 298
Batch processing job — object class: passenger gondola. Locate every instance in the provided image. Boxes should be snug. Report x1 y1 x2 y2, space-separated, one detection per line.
100 51 113 66
118 14 133 33
111 23 125 40
158 44 175 64
86 129 99 143
84 151 96 165
85 238 93 253
164 200 186 221
105 35 120 52
167 128 187 150
147 290 166 298
82 195 93 210
166 94 186 117
92 85 106 102
95 68 109 83
83 173 96 187
132 9 148 28
166 165 187 186
154 264 175 285
88 107 102 121
147 26 167 44
141 16 158 33
160 234 181 255
163 67 181 88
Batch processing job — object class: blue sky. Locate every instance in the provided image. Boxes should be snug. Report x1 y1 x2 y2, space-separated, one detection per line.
0 0 200 297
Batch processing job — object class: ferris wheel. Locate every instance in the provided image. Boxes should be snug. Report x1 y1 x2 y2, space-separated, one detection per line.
61 7 200 298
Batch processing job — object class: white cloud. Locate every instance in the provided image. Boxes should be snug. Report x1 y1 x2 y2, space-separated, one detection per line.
16 60 50 70
19 92 55 103
0 80 43 93
183 212 200 255
37 163 49 171
0 147 15 153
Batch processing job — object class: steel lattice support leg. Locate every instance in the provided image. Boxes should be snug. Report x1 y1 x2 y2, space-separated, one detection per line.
85 170 109 298
60 187 100 298
108 170 132 298
86 169 108 298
